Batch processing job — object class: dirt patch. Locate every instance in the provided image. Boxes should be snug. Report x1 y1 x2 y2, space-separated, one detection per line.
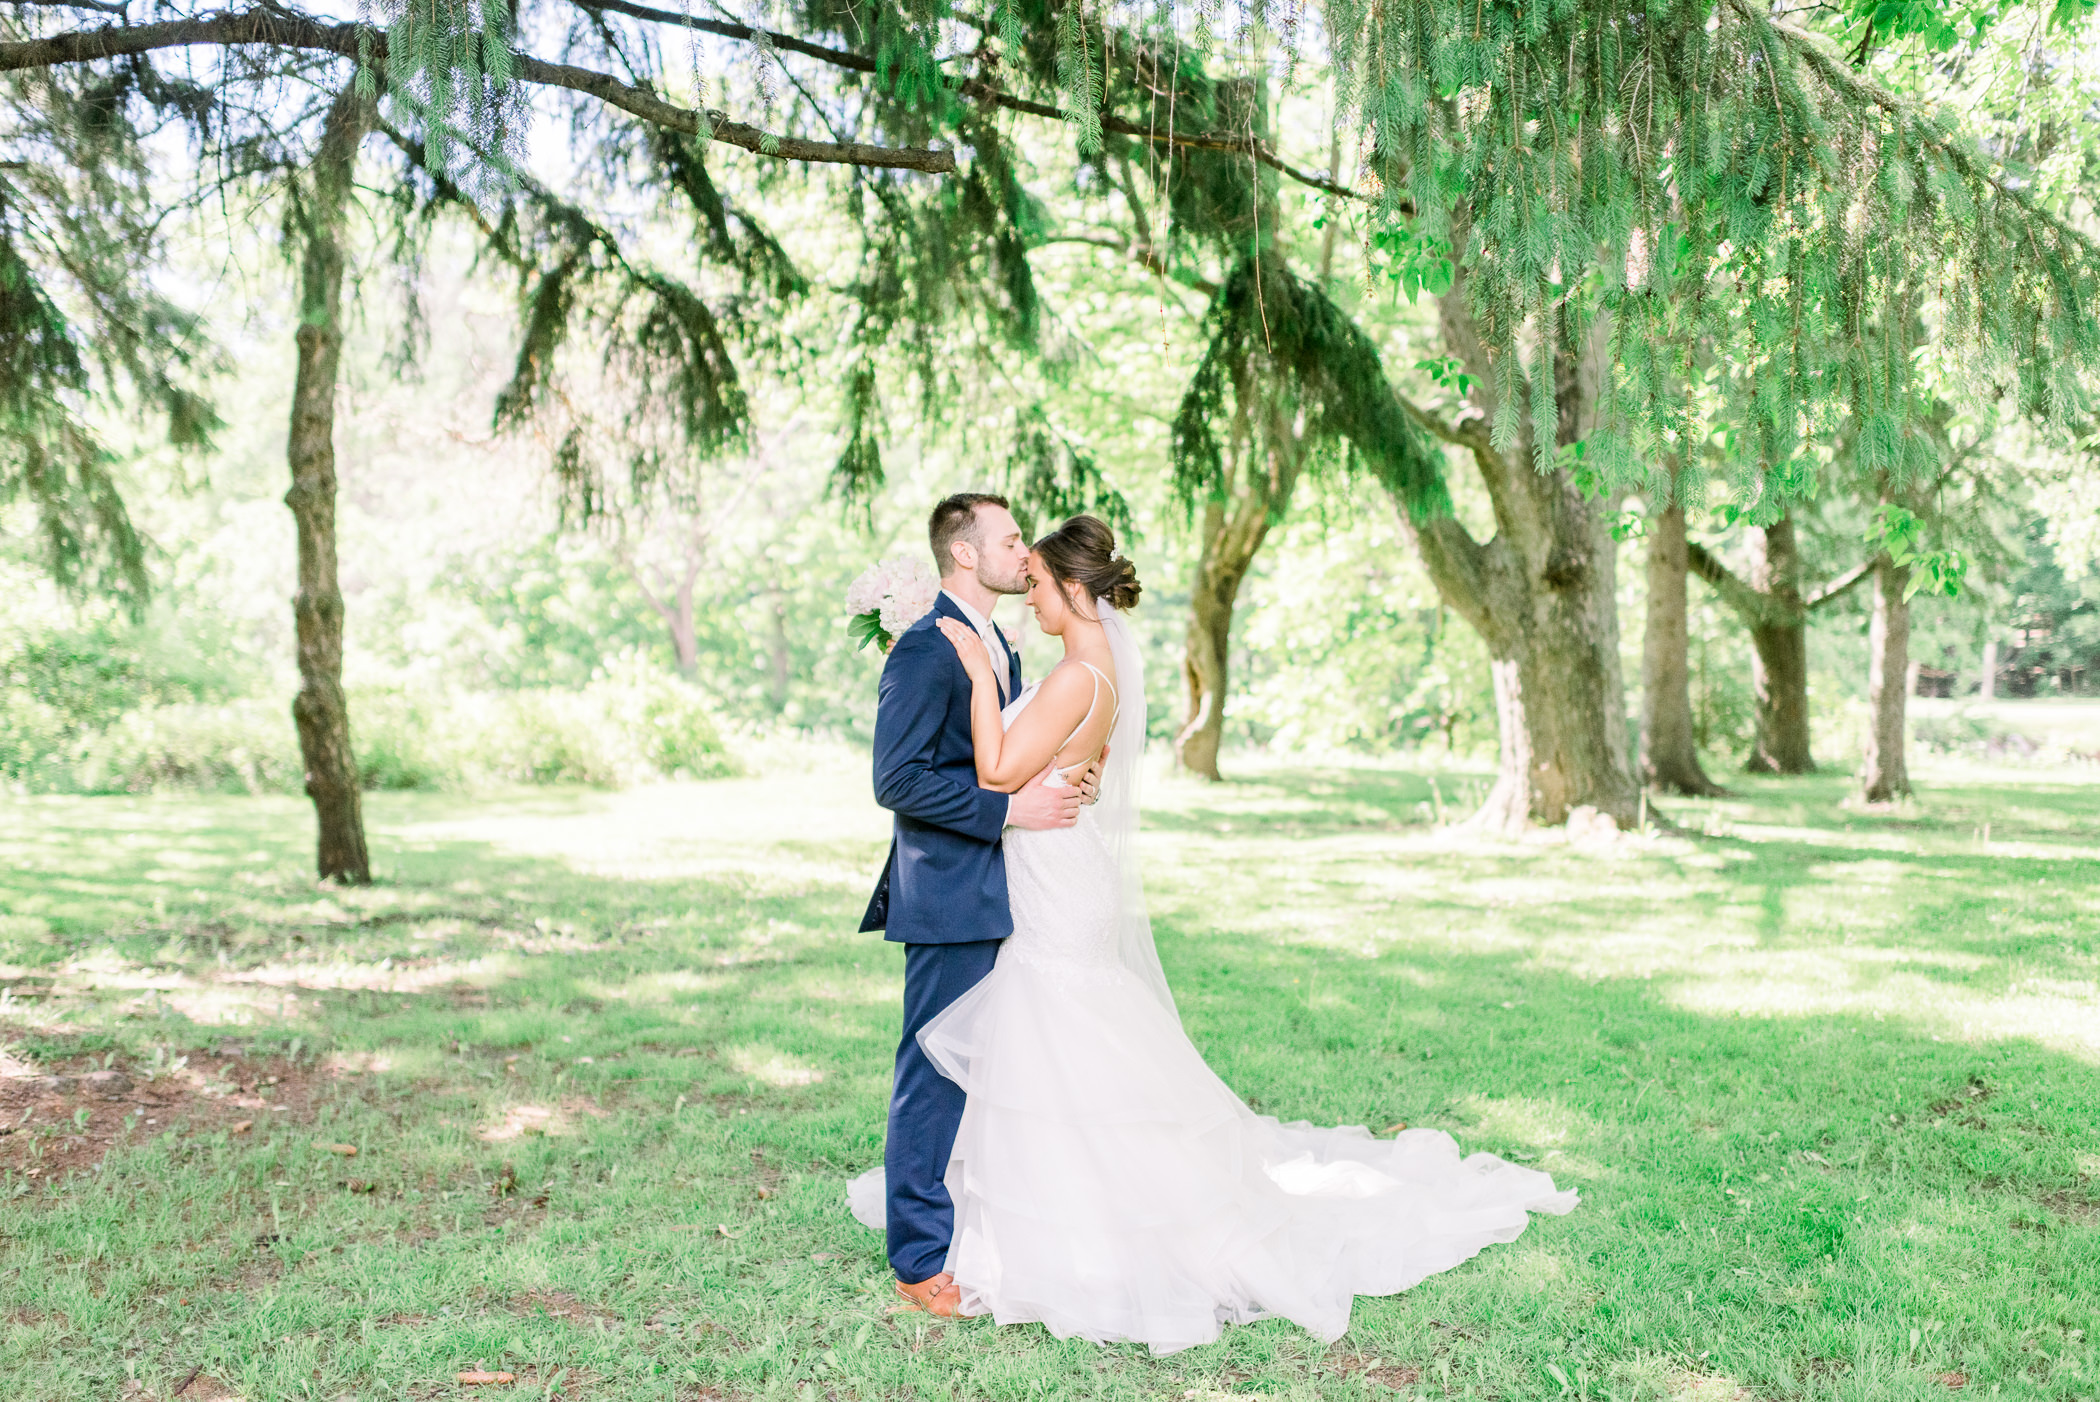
403 1365 596 1399
1668 1370 1757 1401
2038 1186 2100 1226
476 1097 606 1143
7 1305 68 1328
171 1373 243 1401
1928 1075 1993 1128
511 1289 618 1324
1327 1349 1422 1389
0 1045 332 1181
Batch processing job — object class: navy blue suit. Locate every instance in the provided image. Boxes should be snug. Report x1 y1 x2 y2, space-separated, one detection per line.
862 593 1023 1282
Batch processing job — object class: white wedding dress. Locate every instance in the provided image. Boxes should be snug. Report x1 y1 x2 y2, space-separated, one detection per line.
850 606 1576 1355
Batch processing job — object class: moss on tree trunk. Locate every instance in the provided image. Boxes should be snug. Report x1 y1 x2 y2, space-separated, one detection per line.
1641 501 1725 795
284 86 371 885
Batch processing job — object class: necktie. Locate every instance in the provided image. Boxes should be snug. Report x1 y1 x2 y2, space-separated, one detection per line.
981 620 1009 702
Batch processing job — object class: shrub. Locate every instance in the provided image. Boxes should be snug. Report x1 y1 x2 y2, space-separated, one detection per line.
0 656 736 794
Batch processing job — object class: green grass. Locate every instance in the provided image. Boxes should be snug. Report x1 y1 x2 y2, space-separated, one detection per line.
1 755 2097 1401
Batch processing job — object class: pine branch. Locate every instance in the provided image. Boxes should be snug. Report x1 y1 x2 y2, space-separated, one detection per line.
1742 2 2100 265
566 0 1367 202
0 8 957 172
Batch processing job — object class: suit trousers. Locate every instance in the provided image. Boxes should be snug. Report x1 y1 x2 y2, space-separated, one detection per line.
885 937 1002 1282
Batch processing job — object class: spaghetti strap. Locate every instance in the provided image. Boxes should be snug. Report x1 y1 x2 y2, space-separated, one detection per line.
1052 661 1118 773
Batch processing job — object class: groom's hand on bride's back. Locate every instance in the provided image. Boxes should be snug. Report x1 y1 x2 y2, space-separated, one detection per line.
1009 766 1083 830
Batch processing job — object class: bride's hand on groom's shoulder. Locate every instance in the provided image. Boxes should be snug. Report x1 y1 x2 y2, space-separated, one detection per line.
936 618 996 683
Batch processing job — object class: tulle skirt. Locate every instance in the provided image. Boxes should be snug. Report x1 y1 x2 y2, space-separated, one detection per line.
848 948 1578 1355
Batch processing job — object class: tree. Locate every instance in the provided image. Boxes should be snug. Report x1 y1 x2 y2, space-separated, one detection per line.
12 0 2100 839
1684 516 1874 774
1170 253 1444 778
1640 497 1725 795
2 0 950 875
0 56 220 606
284 85 374 882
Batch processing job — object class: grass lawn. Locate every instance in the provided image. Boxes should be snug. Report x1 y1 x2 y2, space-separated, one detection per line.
1 754 2097 1401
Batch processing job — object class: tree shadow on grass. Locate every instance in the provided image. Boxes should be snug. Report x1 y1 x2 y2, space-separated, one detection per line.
2 773 2097 1400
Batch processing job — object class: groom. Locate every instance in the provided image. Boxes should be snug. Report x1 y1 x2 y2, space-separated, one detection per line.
861 492 1093 1316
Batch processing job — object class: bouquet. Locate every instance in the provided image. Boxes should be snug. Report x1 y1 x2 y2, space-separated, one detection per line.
846 556 939 652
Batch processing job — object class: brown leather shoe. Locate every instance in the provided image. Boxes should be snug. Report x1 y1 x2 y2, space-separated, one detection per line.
894 1271 967 1317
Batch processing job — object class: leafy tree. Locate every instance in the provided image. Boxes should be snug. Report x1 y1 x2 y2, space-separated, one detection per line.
12 0 2100 837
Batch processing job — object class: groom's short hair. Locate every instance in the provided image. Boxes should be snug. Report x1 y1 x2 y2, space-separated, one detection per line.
929 492 1011 574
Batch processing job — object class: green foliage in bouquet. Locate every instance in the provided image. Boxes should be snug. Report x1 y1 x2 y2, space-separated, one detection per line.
847 612 890 653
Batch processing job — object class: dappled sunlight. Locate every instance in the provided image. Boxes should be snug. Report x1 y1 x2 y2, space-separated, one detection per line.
728 1045 825 1087
1454 1095 1590 1153
478 1103 574 1141
1137 767 2100 1068
158 984 304 1025
1666 965 2100 1061
383 776 889 890
220 954 517 993
2 762 2097 1399
577 969 724 1003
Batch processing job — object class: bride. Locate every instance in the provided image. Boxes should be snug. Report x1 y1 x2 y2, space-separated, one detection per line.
849 515 1577 1355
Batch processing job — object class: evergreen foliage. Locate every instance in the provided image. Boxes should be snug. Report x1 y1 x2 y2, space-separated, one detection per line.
1173 255 1450 522
0 62 222 603
1317 0 2100 498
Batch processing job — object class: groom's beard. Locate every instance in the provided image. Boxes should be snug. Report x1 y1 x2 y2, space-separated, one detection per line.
977 561 1031 596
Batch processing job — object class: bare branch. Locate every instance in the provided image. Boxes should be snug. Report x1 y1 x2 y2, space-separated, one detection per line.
1804 558 1874 610
7 0 129 15
1032 234 1217 295
1393 388 1506 474
1685 540 1799 628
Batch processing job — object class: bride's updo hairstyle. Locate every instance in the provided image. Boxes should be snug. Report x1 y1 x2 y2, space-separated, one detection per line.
1032 515 1141 614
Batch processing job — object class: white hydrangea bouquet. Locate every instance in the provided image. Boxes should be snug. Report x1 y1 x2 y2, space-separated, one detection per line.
845 556 939 652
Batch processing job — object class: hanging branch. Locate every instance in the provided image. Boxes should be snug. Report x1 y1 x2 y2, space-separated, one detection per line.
570 0 1363 198
0 8 957 171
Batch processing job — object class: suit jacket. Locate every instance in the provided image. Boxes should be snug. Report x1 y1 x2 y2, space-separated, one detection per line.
860 592 1025 944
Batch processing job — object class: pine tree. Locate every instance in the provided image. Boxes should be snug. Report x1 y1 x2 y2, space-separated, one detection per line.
10 0 2099 831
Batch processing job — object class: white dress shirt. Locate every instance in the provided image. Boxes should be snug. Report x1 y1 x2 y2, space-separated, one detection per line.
941 588 1011 704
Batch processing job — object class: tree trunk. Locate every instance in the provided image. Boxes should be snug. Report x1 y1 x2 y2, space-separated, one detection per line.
1862 554 1912 802
1980 639 1998 699
667 574 699 677
1743 518 1816 774
1641 501 1725 795
1397 272 1642 832
1176 489 1275 779
284 87 372 885
766 587 791 711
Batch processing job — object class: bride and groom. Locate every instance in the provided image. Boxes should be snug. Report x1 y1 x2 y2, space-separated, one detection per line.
849 493 1576 1355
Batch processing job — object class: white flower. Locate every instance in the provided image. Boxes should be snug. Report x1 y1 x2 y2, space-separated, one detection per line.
879 572 938 636
844 562 889 616
846 555 939 647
